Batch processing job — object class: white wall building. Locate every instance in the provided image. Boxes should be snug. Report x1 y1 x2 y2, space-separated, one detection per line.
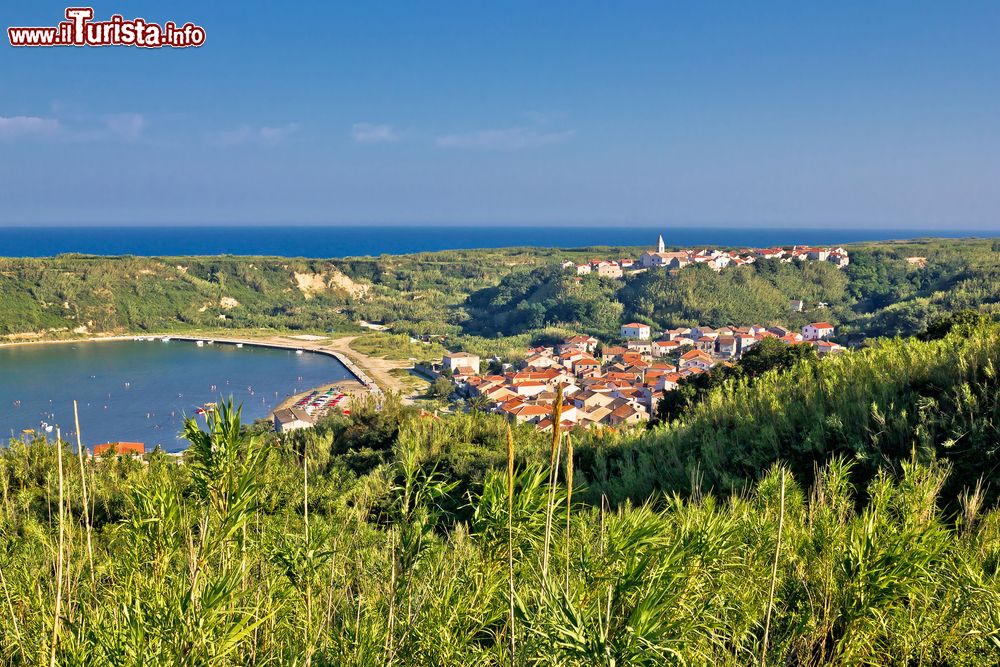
443 352 481 374
620 323 651 340
802 322 835 341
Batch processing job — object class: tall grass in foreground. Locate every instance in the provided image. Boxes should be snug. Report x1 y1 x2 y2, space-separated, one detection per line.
581 322 1000 507
0 404 999 664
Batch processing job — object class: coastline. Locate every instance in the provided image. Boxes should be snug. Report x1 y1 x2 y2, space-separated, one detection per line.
0 333 369 381
272 380 366 415
0 334 142 349
162 335 380 393
0 331 414 414
0 333 371 455
1 227 994 260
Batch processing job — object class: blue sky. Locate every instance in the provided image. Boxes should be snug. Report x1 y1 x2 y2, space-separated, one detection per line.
1 1 998 228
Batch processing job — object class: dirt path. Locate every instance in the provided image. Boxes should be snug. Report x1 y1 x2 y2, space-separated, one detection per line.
223 334 421 403
318 335 418 401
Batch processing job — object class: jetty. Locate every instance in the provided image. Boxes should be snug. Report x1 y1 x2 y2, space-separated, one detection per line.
166 335 382 395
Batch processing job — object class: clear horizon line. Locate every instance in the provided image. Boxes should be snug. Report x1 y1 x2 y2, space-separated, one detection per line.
0 221 996 231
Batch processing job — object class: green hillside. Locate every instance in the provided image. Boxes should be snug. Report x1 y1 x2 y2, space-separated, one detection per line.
577 319 1000 507
0 248 564 339
2 238 997 348
2 321 1000 664
464 238 1000 341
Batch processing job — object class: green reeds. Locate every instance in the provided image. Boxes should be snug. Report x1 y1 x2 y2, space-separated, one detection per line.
0 322 997 666
542 384 563 578
505 423 516 665
49 428 65 667
73 401 95 586
761 467 785 665
564 435 573 597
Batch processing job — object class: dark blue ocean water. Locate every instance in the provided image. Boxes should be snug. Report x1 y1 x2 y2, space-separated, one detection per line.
0 225 993 257
0 340 354 452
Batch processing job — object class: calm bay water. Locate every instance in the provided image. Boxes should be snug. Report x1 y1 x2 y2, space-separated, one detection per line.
0 225 992 258
0 340 354 452
0 224 994 450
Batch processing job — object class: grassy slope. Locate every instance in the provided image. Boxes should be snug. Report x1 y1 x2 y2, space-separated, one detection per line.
464 238 1000 341
577 322 1000 507
1 238 996 350
1 330 1000 663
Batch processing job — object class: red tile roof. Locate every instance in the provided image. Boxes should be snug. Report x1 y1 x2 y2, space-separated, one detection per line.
93 442 144 456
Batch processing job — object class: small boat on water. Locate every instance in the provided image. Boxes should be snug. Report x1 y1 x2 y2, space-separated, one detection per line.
236 343 243 348
161 337 171 342
295 349 304 355
196 340 205 347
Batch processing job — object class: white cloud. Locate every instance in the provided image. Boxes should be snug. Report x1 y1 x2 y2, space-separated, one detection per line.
103 113 146 141
0 112 147 142
436 127 574 151
218 123 300 145
351 122 398 143
0 115 60 139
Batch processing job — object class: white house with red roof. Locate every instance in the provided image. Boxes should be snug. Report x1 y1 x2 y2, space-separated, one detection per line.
802 322 835 341
442 352 480 375
679 350 715 371
563 335 599 353
828 252 850 268
651 340 680 357
592 260 623 278
814 340 845 356
620 323 651 340
717 336 738 358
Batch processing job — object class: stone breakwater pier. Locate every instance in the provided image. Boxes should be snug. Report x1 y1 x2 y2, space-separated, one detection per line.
166 335 381 395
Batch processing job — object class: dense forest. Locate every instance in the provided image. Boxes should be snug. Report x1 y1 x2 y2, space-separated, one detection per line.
1 320 999 664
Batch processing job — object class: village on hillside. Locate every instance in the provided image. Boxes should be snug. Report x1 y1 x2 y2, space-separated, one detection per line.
561 235 851 277
435 319 843 432
420 236 852 431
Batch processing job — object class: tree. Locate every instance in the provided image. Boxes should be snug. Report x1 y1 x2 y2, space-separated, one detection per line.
466 395 492 413
738 336 817 378
428 376 454 400
919 309 994 340
656 337 818 423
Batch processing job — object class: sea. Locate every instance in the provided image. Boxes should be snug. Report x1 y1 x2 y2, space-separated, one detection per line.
0 223 995 451
0 225 993 258
0 340 355 452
